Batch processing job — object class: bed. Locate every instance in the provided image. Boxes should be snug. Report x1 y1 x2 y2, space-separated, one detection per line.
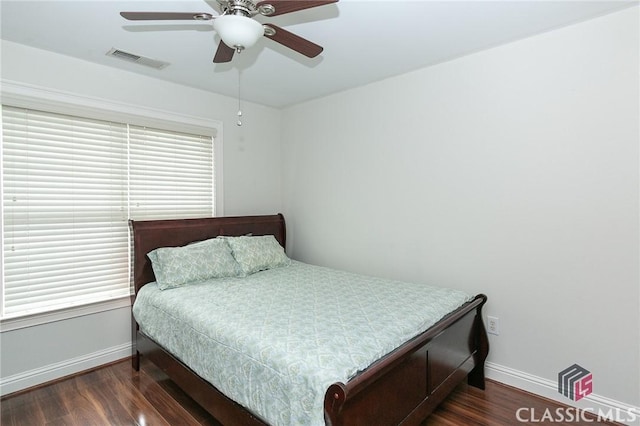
129 214 489 425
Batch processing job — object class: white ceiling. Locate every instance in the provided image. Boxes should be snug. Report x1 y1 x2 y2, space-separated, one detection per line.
1 0 636 108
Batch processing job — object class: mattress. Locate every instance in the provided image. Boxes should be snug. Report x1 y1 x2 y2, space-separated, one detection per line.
132 261 472 425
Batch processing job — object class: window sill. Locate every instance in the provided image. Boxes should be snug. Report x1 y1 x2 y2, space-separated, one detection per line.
0 296 132 332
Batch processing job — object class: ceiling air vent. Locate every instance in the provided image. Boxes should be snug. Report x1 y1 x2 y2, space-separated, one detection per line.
106 48 169 70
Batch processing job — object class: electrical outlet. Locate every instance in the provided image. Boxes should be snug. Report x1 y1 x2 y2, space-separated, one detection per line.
487 316 500 335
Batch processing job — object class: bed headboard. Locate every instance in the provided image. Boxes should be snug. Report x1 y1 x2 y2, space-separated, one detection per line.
129 214 286 295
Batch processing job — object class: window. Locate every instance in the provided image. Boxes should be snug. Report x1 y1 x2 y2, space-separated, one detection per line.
1 104 216 320
129 125 214 220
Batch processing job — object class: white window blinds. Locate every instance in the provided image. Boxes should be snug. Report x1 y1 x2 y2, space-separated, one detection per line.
1 105 215 319
129 125 214 220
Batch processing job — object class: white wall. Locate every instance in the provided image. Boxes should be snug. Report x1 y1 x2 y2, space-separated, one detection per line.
282 5 639 416
0 40 283 394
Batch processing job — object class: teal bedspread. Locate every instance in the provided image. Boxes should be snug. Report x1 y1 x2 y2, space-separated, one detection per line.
133 261 472 425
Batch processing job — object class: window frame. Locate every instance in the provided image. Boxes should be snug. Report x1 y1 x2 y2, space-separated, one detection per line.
0 80 224 331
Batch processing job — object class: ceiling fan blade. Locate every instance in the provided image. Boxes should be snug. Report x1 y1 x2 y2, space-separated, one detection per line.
120 12 214 21
256 0 337 17
264 24 323 58
213 41 235 63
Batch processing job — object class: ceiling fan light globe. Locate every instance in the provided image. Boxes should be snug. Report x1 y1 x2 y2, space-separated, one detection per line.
213 15 263 49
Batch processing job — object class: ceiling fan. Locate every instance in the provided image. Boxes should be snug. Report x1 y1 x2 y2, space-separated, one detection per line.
120 0 338 63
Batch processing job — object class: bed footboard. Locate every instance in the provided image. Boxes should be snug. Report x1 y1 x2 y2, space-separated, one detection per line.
324 294 488 426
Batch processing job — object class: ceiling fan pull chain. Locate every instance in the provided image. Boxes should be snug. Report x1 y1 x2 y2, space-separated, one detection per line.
237 69 243 127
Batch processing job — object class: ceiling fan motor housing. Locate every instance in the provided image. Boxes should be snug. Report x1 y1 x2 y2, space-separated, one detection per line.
217 0 259 17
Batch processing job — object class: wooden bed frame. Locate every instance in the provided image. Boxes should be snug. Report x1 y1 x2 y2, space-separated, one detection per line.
129 214 489 426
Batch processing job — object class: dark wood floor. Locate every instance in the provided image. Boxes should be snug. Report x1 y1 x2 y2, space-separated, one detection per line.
1 358 621 426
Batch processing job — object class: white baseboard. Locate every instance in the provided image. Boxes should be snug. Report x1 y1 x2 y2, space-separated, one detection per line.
0 343 132 396
486 362 640 426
